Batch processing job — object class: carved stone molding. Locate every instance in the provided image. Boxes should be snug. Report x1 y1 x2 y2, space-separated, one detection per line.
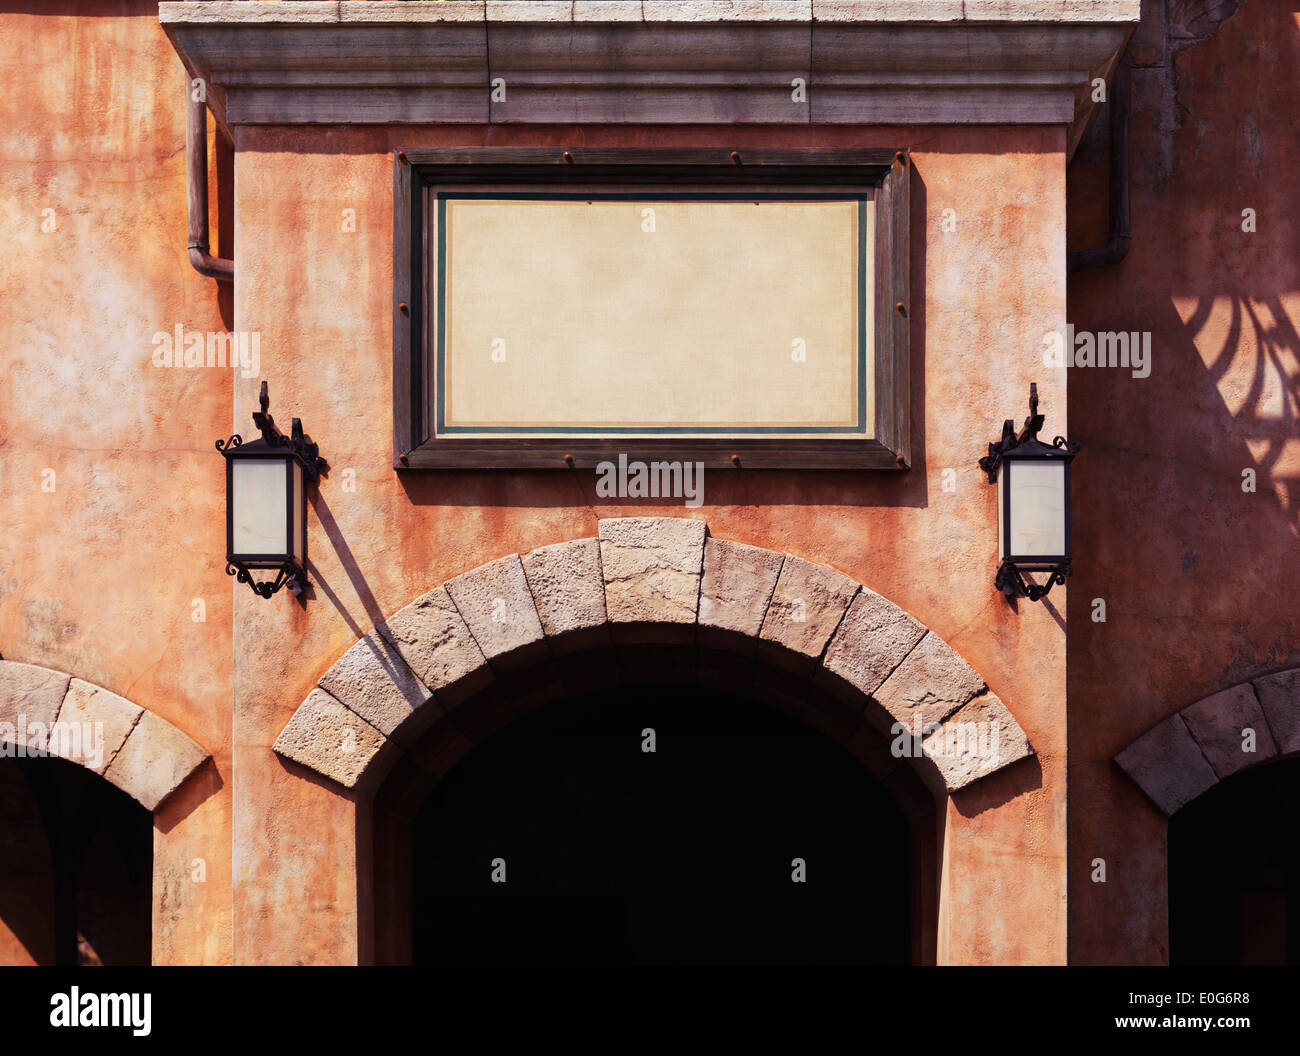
160 1 1138 133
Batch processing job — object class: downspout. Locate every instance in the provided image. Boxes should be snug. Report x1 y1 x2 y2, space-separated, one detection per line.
187 87 233 282
1067 60 1130 274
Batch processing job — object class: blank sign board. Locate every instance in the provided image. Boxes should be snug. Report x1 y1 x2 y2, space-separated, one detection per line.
434 194 874 438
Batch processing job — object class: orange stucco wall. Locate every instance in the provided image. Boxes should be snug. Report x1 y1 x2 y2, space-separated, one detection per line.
0 3 233 965
228 121 1067 965
30 0 1300 967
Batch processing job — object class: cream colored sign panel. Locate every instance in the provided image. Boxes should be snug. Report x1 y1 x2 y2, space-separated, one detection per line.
436 195 873 437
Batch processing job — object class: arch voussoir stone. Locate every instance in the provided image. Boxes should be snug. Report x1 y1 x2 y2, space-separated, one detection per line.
759 555 859 671
1116 665 1300 816
817 587 927 707
446 553 548 673
0 660 209 811
1254 668 1300 753
520 537 610 654
0 661 68 753
1180 683 1277 779
921 691 1033 793
598 516 705 640
274 686 396 792
317 630 436 748
275 517 1035 798
698 537 784 652
377 586 494 709
873 631 988 736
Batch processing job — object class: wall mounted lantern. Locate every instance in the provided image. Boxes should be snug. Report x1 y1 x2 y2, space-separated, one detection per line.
216 382 326 599
978 383 1079 602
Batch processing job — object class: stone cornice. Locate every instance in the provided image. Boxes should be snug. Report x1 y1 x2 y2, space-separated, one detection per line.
160 1 1137 133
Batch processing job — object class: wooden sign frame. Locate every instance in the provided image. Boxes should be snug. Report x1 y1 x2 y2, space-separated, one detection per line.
394 148 910 470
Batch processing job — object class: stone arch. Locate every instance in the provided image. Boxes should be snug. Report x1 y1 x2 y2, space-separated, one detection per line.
1115 666 1300 816
275 517 1033 799
0 662 209 812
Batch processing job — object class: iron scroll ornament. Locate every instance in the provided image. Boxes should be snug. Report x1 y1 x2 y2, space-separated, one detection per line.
225 559 304 600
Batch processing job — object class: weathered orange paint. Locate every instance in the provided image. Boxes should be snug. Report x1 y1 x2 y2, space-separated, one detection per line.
225 121 1067 965
0 2 233 966
16 1 1291 968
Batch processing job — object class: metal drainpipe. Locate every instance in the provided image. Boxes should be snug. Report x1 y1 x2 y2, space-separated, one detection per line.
187 87 233 282
1067 60 1130 274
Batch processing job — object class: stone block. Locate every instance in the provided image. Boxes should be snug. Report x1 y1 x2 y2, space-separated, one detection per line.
818 588 927 705
644 0 812 20
487 0 571 22
698 538 784 650
872 631 985 733
318 630 438 746
574 1 645 21
273 687 396 792
0 661 70 753
920 690 1033 793
1180 683 1277 779
51 678 142 774
521 538 610 653
598 517 706 638
813 0 963 20
1114 713 1219 817
378 587 494 707
1252 667 1300 754
104 709 209 811
342 1 487 23
446 554 547 672
758 555 859 668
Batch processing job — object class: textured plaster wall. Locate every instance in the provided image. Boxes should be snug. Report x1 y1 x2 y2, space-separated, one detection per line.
0 4 233 965
1067 0 1300 964
0 4 1082 968
232 122 1068 965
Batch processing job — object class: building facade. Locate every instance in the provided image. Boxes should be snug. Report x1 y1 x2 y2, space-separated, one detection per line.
0 0 1296 966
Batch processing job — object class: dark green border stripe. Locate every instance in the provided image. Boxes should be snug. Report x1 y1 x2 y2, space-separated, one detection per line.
436 195 447 434
434 424 871 436
858 197 867 431
440 192 864 202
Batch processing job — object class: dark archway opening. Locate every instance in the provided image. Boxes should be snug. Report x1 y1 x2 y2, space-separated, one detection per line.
409 684 912 965
0 755 152 966
1169 755 1300 965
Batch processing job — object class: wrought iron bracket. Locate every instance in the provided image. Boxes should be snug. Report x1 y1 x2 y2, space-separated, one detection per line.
978 381 1072 483
249 380 328 481
226 560 307 600
995 560 1072 602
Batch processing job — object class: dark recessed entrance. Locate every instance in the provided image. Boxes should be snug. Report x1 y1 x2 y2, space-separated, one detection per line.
410 684 911 965
0 755 152 966
1169 756 1300 965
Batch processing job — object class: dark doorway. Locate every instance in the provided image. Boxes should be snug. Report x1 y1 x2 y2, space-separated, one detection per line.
0 755 152 965
1169 756 1300 965
411 684 911 965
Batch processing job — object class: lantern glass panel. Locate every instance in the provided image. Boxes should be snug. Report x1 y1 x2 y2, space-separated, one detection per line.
292 460 305 566
997 465 1006 562
1006 459 1065 560
232 458 289 557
